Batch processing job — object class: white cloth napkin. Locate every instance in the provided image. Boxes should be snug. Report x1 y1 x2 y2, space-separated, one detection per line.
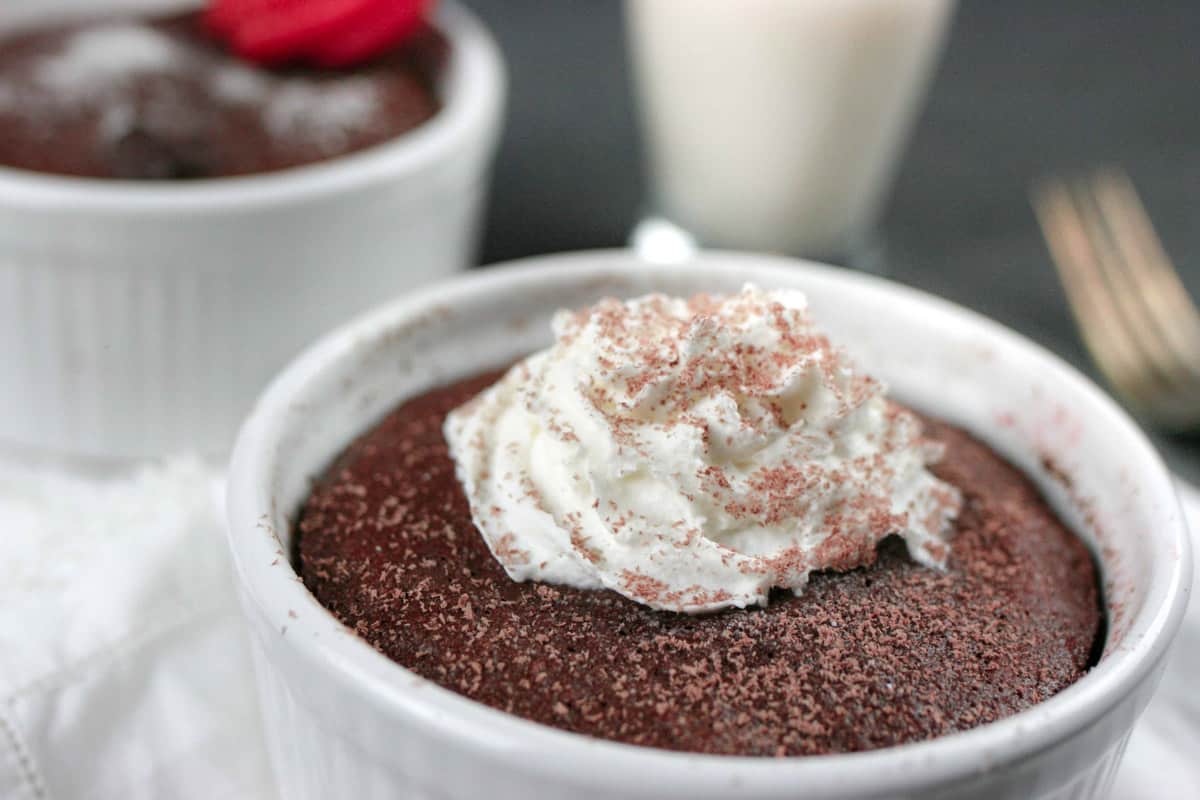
0 455 1195 799
0 455 274 799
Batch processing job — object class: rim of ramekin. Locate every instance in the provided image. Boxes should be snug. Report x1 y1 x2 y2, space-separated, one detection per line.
227 251 1192 796
0 0 505 215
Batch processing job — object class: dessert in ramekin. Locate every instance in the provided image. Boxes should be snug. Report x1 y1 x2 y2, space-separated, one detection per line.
227 251 1190 799
0 6 446 178
0 0 505 458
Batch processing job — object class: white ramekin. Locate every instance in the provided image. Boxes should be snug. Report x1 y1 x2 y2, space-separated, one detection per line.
0 0 505 459
226 251 1191 800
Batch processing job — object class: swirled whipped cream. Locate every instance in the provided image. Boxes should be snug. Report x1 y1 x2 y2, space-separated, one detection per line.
444 285 961 613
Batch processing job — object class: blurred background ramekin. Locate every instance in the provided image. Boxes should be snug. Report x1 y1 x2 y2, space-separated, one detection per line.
0 0 505 460
226 251 1191 800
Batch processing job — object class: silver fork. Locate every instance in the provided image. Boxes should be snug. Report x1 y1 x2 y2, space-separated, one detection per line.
1032 168 1200 431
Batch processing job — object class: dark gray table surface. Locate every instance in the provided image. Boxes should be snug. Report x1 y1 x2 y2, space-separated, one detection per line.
463 0 1200 482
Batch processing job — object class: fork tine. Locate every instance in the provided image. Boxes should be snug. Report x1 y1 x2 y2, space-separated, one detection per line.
1090 169 1200 383
1068 177 1187 393
1031 178 1154 408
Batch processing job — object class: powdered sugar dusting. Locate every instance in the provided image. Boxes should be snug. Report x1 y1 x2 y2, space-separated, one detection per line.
0 17 393 152
211 63 270 105
36 24 183 95
263 78 382 151
445 286 963 613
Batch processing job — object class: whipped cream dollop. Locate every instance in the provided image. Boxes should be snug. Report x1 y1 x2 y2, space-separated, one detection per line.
444 286 961 613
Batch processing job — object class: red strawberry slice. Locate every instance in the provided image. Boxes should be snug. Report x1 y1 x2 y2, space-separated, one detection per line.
231 0 373 64
206 0 286 38
205 0 432 66
312 0 433 66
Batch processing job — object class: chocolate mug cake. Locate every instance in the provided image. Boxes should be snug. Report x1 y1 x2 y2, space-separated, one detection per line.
295 286 1103 756
0 11 445 179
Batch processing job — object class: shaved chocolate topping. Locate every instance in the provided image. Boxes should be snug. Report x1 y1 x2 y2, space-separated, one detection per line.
296 369 1103 756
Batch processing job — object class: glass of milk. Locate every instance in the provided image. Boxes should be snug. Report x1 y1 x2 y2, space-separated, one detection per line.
626 0 955 268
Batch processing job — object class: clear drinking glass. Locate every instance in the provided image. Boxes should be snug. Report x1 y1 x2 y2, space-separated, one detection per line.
626 0 955 270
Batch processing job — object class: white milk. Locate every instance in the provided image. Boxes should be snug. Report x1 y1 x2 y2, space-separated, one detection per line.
626 0 954 261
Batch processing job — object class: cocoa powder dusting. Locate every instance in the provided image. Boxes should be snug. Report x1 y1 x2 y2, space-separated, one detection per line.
296 369 1103 756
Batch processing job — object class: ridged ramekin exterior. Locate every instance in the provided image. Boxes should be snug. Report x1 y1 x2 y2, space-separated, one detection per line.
227 253 1191 800
0 1 504 459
